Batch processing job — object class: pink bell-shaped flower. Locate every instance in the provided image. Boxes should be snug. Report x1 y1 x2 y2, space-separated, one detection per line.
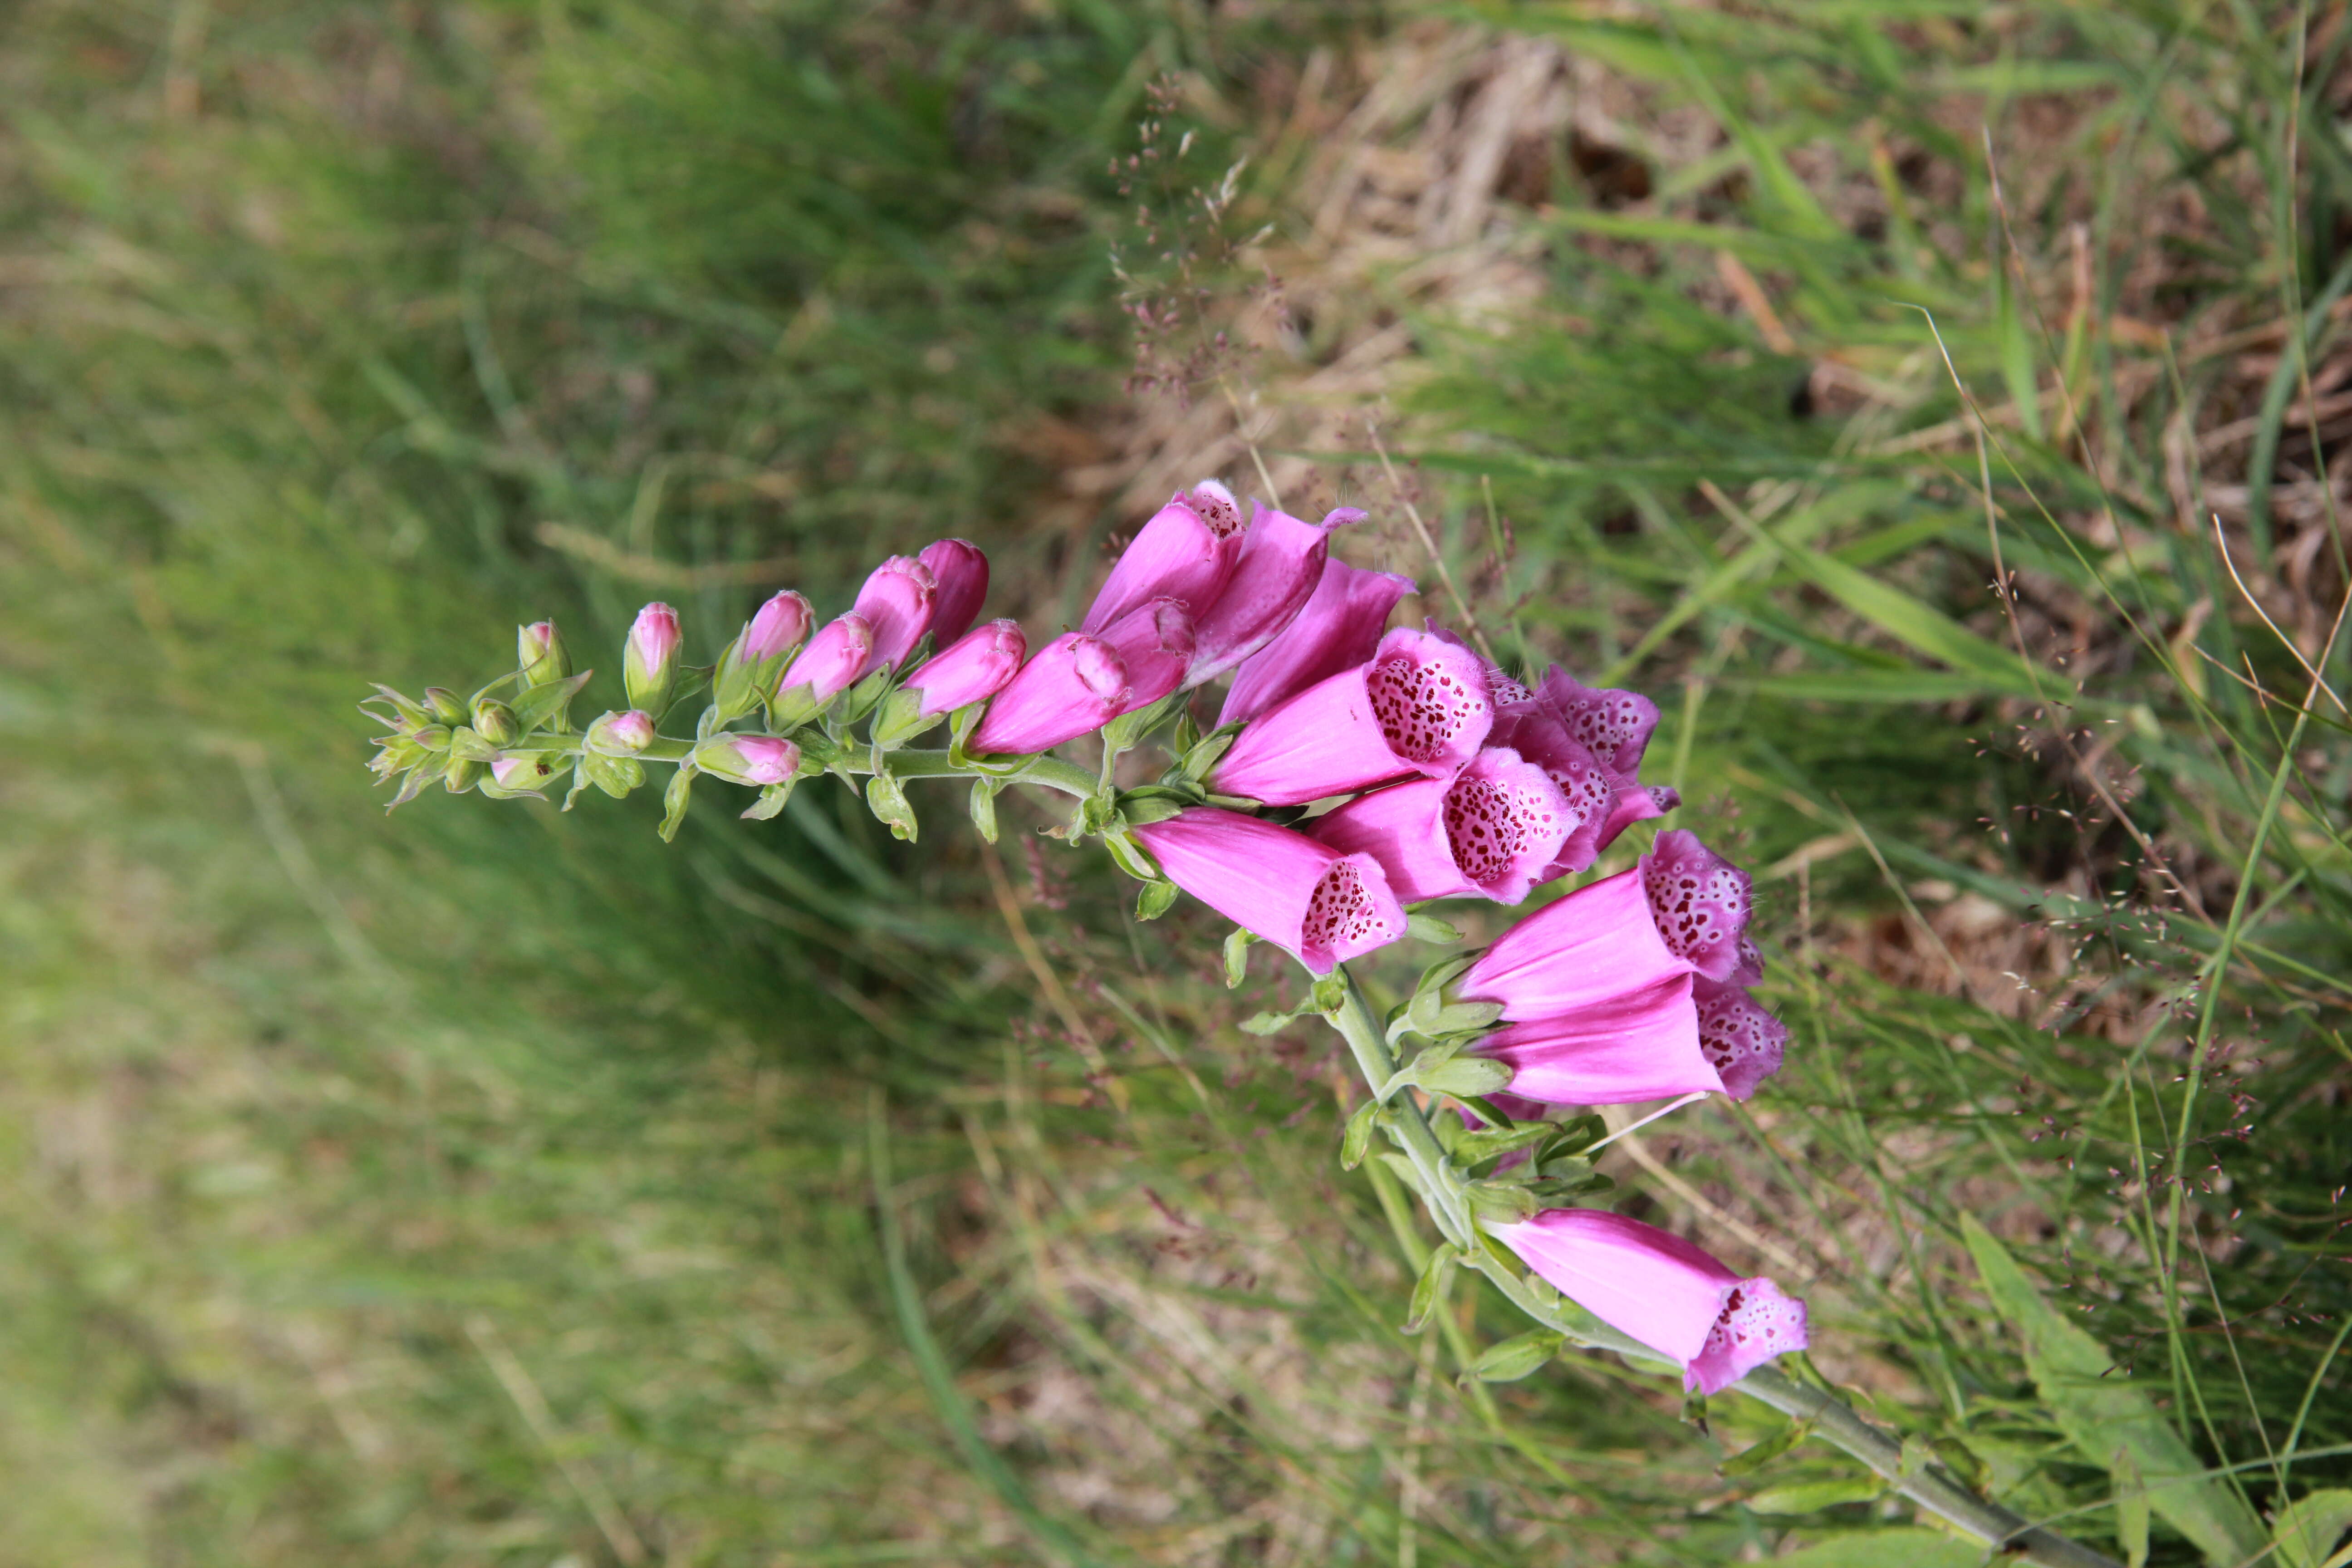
1309 747 1574 905
1477 978 1723 1103
1082 481 1246 634
1482 710 1613 877
1182 502 1366 690
903 619 1026 717
1095 598 1195 716
1220 559 1415 726
1487 1209 1808 1394
1640 828 1756 982
1512 666 1681 847
1209 627 1494 807
780 613 873 704
917 538 990 646
850 556 938 678
1694 975 1787 1101
1130 807 1406 975
969 633 1128 755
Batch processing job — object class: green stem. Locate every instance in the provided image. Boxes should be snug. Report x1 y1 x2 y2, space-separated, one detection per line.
511 737 1099 799
1318 965 2122 1568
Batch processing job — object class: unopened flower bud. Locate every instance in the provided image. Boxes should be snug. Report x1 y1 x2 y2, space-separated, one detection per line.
770 613 872 730
424 686 468 725
624 602 683 714
590 709 657 754
714 590 813 721
518 620 571 686
471 696 520 745
693 734 803 787
443 755 484 792
489 753 557 793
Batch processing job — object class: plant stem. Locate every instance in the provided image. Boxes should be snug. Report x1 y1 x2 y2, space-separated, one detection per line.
1318 965 2122 1568
511 738 1100 799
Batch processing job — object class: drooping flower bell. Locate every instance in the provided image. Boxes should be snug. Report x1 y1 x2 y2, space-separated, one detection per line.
624 602 683 715
1095 598 1195 716
1082 480 1246 634
771 613 874 730
1209 627 1494 807
1220 559 1416 726
1443 832 1784 1105
1182 502 1367 691
1309 746 1575 904
1487 1208 1808 1394
969 633 1129 755
917 538 990 647
1130 807 1406 975
1505 667 1681 847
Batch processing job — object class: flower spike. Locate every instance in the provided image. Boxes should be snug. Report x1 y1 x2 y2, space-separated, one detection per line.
1131 807 1406 975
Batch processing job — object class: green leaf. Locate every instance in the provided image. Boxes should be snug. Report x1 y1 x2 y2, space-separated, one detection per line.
1744 1476 1886 1515
1462 1181 1539 1221
1762 1529 1981 1568
1239 1011 1295 1037
1403 1246 1453 1335
1099 828 1158 882
1134 878 1178 920
1719 1415 1815 1479
1467 1329 1563 1384
657 763 696 843
509 669 593 732
1406 909 1462 944
1416 1055 1514 1101
2114 1446 2149 1568
2273 1489 2352 1568
1961 1217 2265 1564
740 779 795 821
968 778 1000 843
1339 1100 1377 1171
865 771 917 842
1221 928 1254 989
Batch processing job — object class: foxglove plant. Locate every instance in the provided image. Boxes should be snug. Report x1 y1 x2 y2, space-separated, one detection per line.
358 491 2120 1568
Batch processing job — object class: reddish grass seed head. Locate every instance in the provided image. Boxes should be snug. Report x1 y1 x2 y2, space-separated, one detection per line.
1367 654 1489 765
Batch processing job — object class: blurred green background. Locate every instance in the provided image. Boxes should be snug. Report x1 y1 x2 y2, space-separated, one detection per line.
4 3 2349 1565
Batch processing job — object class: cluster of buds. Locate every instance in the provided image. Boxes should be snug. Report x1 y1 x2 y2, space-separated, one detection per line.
362 480 1806 1401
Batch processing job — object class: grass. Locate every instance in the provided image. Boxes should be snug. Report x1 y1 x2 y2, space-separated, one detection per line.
2 2 2349 1566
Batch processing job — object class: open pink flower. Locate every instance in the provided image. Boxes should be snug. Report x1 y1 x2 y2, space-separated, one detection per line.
1095 598 1195 715
1082 481 1246 634
917 539 989 646
1183 502 1367 690
904 619 1026 717
1209 627 1494 806
1487 1209 1808 1394
1694 976 1787 1101
1484 710 1613 877
1640 828 1755 982
1220 560 1415 725
969 633 1128 755
1131 807 1406 974
1510 666 1681 847
851 556 938 677
1310 747 1574 905
1449 839 1783 1106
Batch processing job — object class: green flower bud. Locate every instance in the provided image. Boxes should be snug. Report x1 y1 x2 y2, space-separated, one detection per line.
471 697 520 746
518 620 571 686
424 686 468 725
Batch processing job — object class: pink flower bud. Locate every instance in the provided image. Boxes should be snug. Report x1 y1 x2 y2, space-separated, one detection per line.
968 632 1128 755
1219 559 1414 726
695 734 802 786
599 710 656 752
1128 807 1406 975
1488 1209 1808 1394
489 753 556 792
1183 503 1365 691
518 619 570 684
780 613 874 705
625 602 682 710
905 619 1026 717
917 539 990 647
1093 598 1194 715
1082 480 1247 634
1209 627 1493 807
742 590 813 661
850 556 937 677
